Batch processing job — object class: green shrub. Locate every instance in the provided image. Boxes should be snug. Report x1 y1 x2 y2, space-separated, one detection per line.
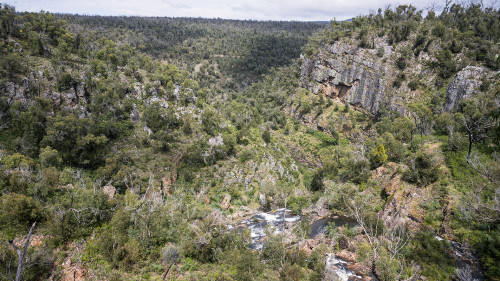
262 129 271 143
404 152 439 186
377 47 385 57
395 57 407 70
0 193 44 238
342 157 370 184
406 231 454 280
39 146 62 168
288 196 308 215
382 132 407 162
280 263 305 281
309 169 324 191
261 235 286 270
432 22 446 38
235 249 262 281
408 80 419 91
57 73 76 91
306 128 337 146
344 102 350 112
239 149 253 163
370 143 388 168
1 153 34 169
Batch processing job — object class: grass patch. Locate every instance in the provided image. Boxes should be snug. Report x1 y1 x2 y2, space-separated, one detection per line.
305 128 337 146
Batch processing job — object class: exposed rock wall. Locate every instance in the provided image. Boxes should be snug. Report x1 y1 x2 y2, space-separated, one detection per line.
300 42 491 115
300 41 394 114
1 77 89 117
443 66 484 112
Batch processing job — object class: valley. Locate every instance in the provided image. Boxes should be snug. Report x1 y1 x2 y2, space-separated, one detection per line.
0 2 499 281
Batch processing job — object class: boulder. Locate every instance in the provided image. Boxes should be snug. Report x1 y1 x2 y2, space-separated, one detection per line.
76 84 86 97
316 208 330 219
259 193 267 206
299 239 320 254
130 109 140 122
336 250 356 263
61 184 74 189
102 185 116 199
208 135 224 147
220 194 231 210
346 263 371 276
338 236 349 250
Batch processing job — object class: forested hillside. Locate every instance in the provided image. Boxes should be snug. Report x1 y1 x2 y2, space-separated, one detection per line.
61 14 326 86
0 2 499 281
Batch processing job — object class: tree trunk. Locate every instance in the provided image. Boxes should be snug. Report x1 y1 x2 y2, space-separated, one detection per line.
410 129 414 147
467 134 473 163
162 262 175 281
8 222 36 281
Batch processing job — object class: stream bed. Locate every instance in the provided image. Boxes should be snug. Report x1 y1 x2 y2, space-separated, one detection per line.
232 209 483 280
233 208 301 250
232 209 363 279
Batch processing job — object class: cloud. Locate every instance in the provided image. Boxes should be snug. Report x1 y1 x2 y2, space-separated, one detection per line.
4 0 500 20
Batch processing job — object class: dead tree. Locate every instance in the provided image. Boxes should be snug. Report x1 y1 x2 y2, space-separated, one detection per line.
161 246 179 280
8 222 36 281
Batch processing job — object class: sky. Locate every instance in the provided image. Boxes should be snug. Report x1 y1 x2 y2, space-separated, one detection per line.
3 0 499 21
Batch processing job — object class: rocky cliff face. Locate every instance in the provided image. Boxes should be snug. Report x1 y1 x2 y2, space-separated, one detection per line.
300 41 395 115
443 66 485 112
300 41 492 116
1 71 90 118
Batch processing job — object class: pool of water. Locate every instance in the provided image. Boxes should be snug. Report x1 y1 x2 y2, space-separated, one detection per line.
309 215 359 238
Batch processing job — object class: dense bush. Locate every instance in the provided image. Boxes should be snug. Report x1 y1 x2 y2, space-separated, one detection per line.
404 152 440 186
0 193 44 238
405 231 454 280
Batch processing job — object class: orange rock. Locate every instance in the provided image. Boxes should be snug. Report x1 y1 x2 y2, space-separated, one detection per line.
346 263 370 276
385 174 402 195
375 166 387 177
220 194 231 210
162 177 171 195
102 185 116 199
336 249 356 263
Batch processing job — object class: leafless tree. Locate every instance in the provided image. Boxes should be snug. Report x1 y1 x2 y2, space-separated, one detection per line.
161 246 179 280
7 222 36 281
455 265 479 281
463 152 500 223
343 194 420 280
443 0 454 11
386 225 411 260
424 1 442 12
447 124 462 151
468 152 500 185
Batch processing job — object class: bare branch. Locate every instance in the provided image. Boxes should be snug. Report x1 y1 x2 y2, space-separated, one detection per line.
8 222 36 281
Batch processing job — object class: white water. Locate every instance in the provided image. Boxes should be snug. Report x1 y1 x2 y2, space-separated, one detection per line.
236 208 301 250
325 253 362 281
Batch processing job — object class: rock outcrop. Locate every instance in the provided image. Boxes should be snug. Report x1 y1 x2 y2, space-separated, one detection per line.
220 194 231 210
443 66 484 112
102 185 116 199
300 41 394 114
300 41 491 116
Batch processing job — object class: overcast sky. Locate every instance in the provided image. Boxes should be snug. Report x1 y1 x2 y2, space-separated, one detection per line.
3 0 499 21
